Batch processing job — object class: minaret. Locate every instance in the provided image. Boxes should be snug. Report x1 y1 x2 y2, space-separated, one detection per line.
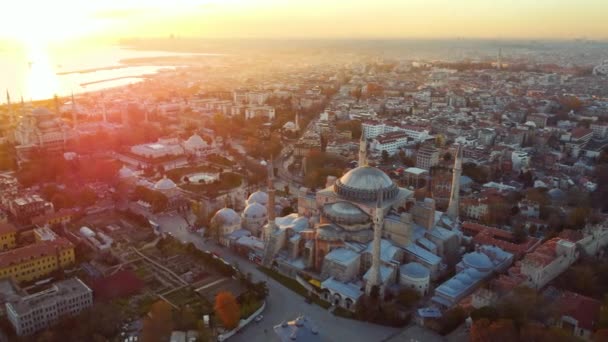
447 145 463 220
366 187 384 296
6 90 13 125
71 92 77 128
497 48 503 70
294 111 300 131
144 103 149 123
262 157 278 267
358 133 368 167
265 157 276 238
102 100 108 123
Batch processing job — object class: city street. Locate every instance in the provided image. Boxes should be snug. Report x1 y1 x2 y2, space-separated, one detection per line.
156 213 400 342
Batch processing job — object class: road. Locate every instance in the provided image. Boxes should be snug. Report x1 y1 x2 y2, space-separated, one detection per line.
156 213 399 342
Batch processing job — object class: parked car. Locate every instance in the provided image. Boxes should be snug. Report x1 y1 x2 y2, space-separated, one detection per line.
254 315 263 323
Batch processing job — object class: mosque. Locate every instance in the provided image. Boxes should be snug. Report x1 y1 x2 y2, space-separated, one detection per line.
211 135 466 310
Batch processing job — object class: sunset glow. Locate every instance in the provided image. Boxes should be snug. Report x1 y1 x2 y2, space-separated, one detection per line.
1 0 607 45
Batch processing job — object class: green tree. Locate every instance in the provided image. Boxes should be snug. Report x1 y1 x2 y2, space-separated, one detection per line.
381 150 390 164
141 301 174 342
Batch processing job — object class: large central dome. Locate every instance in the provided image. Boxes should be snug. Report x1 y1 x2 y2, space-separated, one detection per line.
334 166 398 202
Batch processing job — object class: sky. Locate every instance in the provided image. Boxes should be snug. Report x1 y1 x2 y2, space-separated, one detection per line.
1 0 607 45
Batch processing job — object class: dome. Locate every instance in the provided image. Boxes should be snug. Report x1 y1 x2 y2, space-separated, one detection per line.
211 208 241 227
334 166 399 202
462 252 493 271
38 119 61 130
185 134 206 150
32 108 53 117
401 262 430 279
323 201 370 226
548 188 566 202
247 191 268 206
154 176 177 191
243 202 267 219
118 165 135 179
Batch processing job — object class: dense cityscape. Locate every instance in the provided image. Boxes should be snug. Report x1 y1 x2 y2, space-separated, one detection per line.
1 3 608 342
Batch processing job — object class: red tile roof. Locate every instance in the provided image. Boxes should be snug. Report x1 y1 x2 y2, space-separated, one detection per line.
558 291 601 331
462 221 542 258
0 223 17 236
0 238 73 269
571 128 593 139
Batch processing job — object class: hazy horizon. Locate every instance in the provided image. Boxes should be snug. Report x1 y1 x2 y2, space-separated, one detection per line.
1 0 608 48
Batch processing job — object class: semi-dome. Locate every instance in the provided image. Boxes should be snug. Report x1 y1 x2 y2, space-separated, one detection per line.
243 202 267 219
32 108 53 116
334 166 399 202
323 201 370 226
211 208 241 227
185 134 207 150
548 188 566 202
401 262 430 279
247 191 269 206
118 165 135 179
462 252 493 272
154 176 177 191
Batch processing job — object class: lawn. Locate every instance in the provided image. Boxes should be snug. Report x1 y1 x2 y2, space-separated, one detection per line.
207 154 235 167
165 287 200 307
166 165 219 182
179 172 242 194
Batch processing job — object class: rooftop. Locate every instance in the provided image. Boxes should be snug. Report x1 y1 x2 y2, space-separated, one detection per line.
324 248 360 266
7 278 91 315
0 222 17 236
0 238 73 269
321 277 363 300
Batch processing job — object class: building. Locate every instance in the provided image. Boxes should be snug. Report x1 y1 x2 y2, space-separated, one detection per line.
527 113 549 128
400 262 430 296
210 208 242 246
14 107 74 161
245 106 275 120
403 167 428 189
590 123 608 139
0 222 17 251
371 131 413 155
10 195 54 224
556 291 601 340
520 238 578 290
130 137 185 159
431 245 513 308
31 209 75 228
0 238 75 283
362 121 430 142
6 277 93 336
416 145 439 171
118 137 187 171
511 151 530 171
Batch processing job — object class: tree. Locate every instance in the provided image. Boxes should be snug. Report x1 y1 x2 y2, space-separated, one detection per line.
214 291 240 330
595 329 608 342
512 224 528 243
566 207 591 229
435 134 446 148
280 206 294 216
141 300 174 342
471 306 499 322
471 319 518 342
381 150 390 164
396 288 420 308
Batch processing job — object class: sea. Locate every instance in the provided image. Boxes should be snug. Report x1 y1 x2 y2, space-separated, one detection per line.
0 44 213 102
